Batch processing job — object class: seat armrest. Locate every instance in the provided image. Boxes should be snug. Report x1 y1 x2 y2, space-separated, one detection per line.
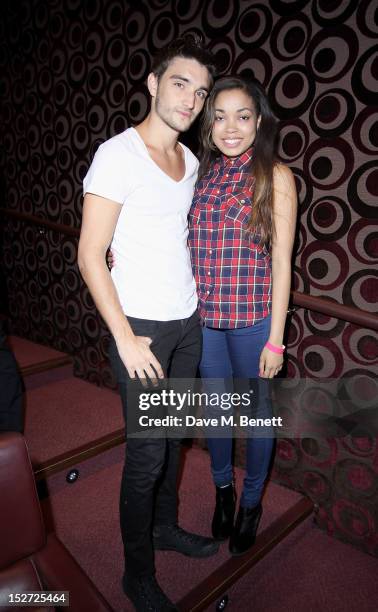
33 534 113 612
0 433 45 569
0 558 54 611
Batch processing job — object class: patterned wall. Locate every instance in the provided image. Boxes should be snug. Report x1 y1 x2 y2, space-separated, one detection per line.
0 0 377 553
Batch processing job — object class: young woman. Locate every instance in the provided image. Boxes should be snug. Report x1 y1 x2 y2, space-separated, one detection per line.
188 76 297 555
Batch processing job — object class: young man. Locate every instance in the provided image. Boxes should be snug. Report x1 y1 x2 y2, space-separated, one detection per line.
78 37 218 611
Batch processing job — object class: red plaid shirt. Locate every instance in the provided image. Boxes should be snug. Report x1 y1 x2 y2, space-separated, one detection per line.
188 148 272 328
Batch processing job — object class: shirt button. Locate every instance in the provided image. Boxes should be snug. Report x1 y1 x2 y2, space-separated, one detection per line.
207 271 211 275
209 249 212 254
241 199 245 204
210 207 214 211
217 190 220 193
206 290 210 294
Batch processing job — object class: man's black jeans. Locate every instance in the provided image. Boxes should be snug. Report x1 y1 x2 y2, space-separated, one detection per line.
109 310 202 577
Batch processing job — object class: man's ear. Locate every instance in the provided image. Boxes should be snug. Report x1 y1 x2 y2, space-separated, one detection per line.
147 72 158 98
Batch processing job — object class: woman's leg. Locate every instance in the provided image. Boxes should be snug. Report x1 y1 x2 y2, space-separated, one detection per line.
226 316 274 508
199 326 234 487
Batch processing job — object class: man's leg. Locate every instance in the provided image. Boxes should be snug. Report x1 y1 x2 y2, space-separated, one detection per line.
153 312 203 526
153 312 218 557
119 432 166 576
109 317 179 578
109 317 183 610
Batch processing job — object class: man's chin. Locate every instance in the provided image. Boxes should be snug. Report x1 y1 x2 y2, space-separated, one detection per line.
174 110 197 130
169 118 194 133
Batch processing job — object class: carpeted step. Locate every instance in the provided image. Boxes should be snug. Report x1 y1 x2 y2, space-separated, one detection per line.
41 445 378 611
205 514 378 612
24 376 124 473
8 335 72 377
23 364 74 391
40 445 308 611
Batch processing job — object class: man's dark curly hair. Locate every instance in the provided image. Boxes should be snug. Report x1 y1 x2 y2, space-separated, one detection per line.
151 34 218 86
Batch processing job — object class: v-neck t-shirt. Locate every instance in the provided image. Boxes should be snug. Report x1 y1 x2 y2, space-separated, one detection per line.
83 127 198 320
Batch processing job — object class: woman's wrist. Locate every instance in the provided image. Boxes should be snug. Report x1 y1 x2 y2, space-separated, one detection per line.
265 340 285 354
267 334 284 346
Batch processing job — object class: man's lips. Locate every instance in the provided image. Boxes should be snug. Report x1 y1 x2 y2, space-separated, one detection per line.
177 110 192 118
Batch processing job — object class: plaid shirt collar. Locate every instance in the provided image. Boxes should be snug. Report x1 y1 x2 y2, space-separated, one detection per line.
215 146 255 172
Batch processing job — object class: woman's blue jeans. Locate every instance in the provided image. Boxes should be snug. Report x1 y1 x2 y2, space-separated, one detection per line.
200 315 274 508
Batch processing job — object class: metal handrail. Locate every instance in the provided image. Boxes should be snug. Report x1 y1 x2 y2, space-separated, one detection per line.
1 207 80 237
291 291 377 331
2 207 377 331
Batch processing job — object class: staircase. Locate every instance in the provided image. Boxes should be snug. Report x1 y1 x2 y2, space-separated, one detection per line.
7 336 376 612
9 335 124 479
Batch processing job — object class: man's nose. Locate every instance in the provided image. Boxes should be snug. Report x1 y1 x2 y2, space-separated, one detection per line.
183 91 196 109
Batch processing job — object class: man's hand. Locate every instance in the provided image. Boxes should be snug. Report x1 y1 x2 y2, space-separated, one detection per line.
117 335 164 385
259 346 283 378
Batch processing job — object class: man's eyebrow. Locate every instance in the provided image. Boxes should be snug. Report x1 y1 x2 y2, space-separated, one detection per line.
169 75 209 92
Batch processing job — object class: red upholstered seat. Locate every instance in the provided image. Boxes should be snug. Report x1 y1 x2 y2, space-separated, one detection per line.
0 433 113 611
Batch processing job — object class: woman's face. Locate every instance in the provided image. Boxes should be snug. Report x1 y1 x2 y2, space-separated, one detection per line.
211 88 260 158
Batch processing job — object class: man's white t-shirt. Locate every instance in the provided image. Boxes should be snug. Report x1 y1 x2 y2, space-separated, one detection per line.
83 127 198 321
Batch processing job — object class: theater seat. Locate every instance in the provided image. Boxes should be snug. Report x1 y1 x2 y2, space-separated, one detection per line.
0 432 112 611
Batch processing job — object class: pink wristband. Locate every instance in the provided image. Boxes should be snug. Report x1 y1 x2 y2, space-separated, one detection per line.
265 341 285 354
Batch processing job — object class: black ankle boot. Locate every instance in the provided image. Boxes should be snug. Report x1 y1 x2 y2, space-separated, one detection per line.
229 502 262 555
212 484 236 541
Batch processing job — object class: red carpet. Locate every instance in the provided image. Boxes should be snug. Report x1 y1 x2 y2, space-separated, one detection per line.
41 444 307 611
23 364 73 391
214 515 378 612
24 377 123 465
41 444 378 611
8 335 70 370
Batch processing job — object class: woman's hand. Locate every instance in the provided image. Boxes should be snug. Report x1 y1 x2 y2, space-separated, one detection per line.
259 346 283 378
